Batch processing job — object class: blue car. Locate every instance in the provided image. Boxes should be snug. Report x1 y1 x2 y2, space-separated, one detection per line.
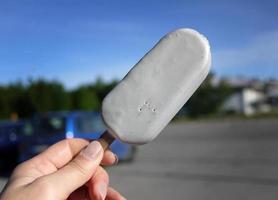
18 111 136 163
0 120 24 172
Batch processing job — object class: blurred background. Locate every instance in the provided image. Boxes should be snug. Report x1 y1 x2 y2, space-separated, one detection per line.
0 0 278 199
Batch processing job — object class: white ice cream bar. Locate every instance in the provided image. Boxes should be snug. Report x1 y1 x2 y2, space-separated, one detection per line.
102 28 211 144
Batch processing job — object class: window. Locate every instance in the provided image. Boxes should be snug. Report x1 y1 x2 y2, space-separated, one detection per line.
36 116 66 135
75 115 105 134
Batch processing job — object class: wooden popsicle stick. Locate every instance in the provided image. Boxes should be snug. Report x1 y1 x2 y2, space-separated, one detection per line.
98 130 115 150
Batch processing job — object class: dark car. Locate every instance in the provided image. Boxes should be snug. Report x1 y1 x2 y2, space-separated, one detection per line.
0 120 24 172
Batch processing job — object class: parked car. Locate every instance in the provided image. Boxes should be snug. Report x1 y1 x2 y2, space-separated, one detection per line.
0 120 24 172
18 111 136 163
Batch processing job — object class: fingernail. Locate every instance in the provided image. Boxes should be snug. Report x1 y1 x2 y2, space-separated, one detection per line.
97 182 107 200
82 141 103 160
114 154 119 165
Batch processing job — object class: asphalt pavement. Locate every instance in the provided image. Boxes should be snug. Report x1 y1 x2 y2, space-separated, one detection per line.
1 118 278 199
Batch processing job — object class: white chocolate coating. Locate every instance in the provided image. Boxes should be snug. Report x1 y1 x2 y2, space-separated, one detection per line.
102 28 211 144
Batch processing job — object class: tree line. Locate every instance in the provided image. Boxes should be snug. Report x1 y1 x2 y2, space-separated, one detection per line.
0 74 233 120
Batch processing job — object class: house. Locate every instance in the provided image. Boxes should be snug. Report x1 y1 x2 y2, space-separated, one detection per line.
266 82 278 109
221 87 270 116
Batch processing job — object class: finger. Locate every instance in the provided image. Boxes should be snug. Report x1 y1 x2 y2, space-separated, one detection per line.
106 187 126 200
88 166 109 200
101 150 118 166
42 141 104 199
11 138 89 181
12 139 115 182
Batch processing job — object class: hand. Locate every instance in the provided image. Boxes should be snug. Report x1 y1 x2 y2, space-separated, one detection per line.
0 139 126 200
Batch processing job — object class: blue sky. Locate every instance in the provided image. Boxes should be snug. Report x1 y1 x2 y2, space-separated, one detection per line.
0 0 277 88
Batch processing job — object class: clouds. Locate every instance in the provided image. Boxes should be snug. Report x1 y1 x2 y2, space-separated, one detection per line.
213 30 278 76
59 62 132 89
1 0 277 88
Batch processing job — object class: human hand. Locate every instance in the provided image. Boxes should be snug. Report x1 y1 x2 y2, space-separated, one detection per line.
0 139 126 200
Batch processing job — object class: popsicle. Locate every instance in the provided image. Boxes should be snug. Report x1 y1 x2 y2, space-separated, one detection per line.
99 28 211 147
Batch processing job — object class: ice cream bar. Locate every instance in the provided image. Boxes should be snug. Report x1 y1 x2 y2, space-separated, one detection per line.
101 28 211 145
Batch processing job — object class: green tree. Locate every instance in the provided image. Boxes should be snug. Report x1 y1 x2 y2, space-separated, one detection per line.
0 82 31 119
90 77 118 102
71 87 100 111
0 77 118 120
184 73 234 118
27 79 70 113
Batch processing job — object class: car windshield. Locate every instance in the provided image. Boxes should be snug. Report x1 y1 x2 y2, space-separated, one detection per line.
36 116 66 135
75 115 105 134
0 123 21 140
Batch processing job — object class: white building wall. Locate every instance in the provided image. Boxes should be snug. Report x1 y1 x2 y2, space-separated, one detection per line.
221 88 265 116
221 93 242 113
242 89 265 116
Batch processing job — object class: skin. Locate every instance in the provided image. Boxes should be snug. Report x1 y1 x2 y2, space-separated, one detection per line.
0 139 126 200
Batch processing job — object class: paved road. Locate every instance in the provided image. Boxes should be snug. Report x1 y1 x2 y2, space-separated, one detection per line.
1 119 278 199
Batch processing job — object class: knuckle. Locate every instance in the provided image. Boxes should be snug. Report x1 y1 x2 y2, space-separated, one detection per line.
68 156 91 177
35 177 52 189
92 166 109 184
13 163 24 174
33 177 55 197
101 167 109 180
11 162 29 178
63 138 73 146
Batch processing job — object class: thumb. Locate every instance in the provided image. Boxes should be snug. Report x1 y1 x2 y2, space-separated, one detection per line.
42 141 104 199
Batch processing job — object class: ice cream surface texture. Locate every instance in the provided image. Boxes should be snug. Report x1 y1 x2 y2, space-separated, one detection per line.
102 28 211 144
